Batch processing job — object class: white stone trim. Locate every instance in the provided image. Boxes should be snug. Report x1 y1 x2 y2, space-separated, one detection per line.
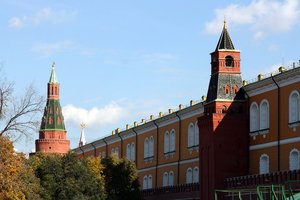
157 161 178 169
250 136 300 151
179 157 199 164
138 166 156 173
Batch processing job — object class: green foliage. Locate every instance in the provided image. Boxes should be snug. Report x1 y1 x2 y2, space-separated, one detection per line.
101 155 142 200
33 152 106 200
1 136 142 200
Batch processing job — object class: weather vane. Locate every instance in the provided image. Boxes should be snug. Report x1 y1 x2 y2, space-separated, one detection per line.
80 122 86 129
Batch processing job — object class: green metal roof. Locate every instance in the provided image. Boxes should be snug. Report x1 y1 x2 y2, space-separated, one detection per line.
40 99 66 131
49 63 59 83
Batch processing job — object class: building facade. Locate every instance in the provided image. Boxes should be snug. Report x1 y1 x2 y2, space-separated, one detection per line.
75 100 202 189
72 22 300 199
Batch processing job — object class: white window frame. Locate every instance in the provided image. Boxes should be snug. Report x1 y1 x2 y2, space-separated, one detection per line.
148 175 152 189
193 167 199 183
170 129 176 152
126 143 131 160
144 138 149 159
115 147 119 157
259 99 269 131
164 131 170 154
163 172 169 187
289 90 300 124
149 136 154 157
289 148 300 171
186 168 193 184
250 102 259 133
131 142 135 161
169 171 174 186
143 176 148 189
188 123 195 147
259 154 269 174
195 122 199 146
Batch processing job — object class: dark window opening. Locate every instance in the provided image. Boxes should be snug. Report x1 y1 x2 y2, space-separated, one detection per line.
225 56 234 67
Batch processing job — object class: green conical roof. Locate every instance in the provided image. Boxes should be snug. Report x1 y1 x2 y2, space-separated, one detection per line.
49 62 59 83
40 99 66 131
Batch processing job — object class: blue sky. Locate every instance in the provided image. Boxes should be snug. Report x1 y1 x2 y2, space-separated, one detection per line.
1 0 300 153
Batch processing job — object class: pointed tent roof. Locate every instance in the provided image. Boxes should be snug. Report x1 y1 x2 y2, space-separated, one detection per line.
215 21 235 51
49 62 59 83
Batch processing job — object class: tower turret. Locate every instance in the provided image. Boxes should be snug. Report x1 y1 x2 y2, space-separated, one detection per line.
35 63 70 154
206 21 244 114
198 22 248 199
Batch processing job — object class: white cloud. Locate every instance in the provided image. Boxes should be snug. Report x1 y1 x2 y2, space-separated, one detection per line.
31 40 74 57
204 0 300 39
62 101 129 130
8 7 76 29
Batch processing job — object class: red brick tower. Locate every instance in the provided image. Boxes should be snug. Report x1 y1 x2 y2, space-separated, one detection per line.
198 21 249 199
35 63 70 154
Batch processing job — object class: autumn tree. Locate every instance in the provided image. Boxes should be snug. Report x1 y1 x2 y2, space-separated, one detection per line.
0 136 41 200
101 155 142 200
0 73 44 140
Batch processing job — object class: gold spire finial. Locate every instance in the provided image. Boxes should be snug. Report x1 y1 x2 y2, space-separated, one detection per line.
80 122 86 129
224 16 227 29
52 61 55 69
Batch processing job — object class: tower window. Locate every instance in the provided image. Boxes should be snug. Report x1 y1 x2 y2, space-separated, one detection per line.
225 56 234 67
224 85 230 94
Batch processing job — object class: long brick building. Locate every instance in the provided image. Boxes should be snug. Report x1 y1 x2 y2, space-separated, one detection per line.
55 21 300 199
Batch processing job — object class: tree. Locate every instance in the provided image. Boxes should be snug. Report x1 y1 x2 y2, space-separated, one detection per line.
0 136 41 200
34 152 106 200
0 74 44 140
101 155 142 200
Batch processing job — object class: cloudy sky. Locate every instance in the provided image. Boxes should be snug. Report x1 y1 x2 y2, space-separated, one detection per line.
1 0 300 153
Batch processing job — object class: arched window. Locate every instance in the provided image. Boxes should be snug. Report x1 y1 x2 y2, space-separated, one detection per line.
186 168 193 184
250 102 259 132
143 176 148 189
163 172 168 186
111 148 115 155
131 143 135 161
225 56 234 67
188 123 195 147
148 175 152 189
290 149 300 170
115 147 119 157
126 144 131 159
164 131 170 153
195 122 199 146
289 91 300 123
144 138 149 158
169 171 174 186
260 100 269 130
259 154 269 174
193 167 199 183
170 130 176 152
149 136 154 157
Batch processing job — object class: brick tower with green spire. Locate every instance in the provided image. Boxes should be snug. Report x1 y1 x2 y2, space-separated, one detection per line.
35 63 70 154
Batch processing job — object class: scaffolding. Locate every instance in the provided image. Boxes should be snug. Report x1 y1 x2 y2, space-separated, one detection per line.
215 181 300 200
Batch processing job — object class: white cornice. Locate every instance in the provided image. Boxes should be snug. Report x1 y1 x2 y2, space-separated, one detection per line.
179 158 199 164
250 136 300 151
244 67 300 97
106 135 121 145
81 143 94 153
120 130 136 140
